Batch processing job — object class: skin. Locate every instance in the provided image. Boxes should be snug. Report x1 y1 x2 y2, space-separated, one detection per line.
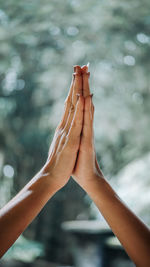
0 65 150 267
0 66 84 257
73 65 150 267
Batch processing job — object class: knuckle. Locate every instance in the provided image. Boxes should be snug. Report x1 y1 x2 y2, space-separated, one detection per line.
60 136 66 146
70 104 75 113
57 134 66 152
56 124 63 132
77 88 82 95
55 127 64 136
64 97 71 107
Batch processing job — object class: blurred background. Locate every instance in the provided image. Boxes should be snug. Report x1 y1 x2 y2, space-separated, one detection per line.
0 0 150 266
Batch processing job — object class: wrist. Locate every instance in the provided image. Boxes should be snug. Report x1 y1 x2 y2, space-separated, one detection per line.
81 173 118 209
41 162 68 193
79 173 105 192
38 164 60 195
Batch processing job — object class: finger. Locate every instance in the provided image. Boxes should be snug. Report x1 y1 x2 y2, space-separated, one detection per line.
48 140 59 161
66 65 81 102
55 131 66 153
48 68 82 160
74 65 82 75
56 95 84 154
72 66 82 106
81 65 91 97
48 131 62 160
83 72 90 97
66 72 75 101
50 69 76 158
63 93 80 133
58 66 82 131
66 95 84 146
57 72 75 130
81 65 88 74
82 95 94 140
64 66 82 133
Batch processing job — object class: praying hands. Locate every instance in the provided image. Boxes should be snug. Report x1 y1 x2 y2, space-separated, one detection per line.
0 66 149 267
44 65 102 192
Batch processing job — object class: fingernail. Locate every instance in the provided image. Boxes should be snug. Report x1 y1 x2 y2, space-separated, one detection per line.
90 93 93 98
87 62 90 72
74 66 77 72
87 62 90 68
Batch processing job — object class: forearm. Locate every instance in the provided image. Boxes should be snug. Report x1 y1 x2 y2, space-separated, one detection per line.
82 175 150 267
0 166 57 258
0 66 83 258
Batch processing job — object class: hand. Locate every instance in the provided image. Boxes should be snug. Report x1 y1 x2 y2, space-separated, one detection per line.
43 67 84 191
72 66 104 188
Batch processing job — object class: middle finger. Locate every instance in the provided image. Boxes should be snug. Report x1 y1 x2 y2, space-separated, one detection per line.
81 65 91 97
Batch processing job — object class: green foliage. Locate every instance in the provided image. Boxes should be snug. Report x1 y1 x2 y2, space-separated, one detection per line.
0 0 150 264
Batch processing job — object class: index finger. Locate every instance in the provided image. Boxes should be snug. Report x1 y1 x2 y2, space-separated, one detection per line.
81 65 91 97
